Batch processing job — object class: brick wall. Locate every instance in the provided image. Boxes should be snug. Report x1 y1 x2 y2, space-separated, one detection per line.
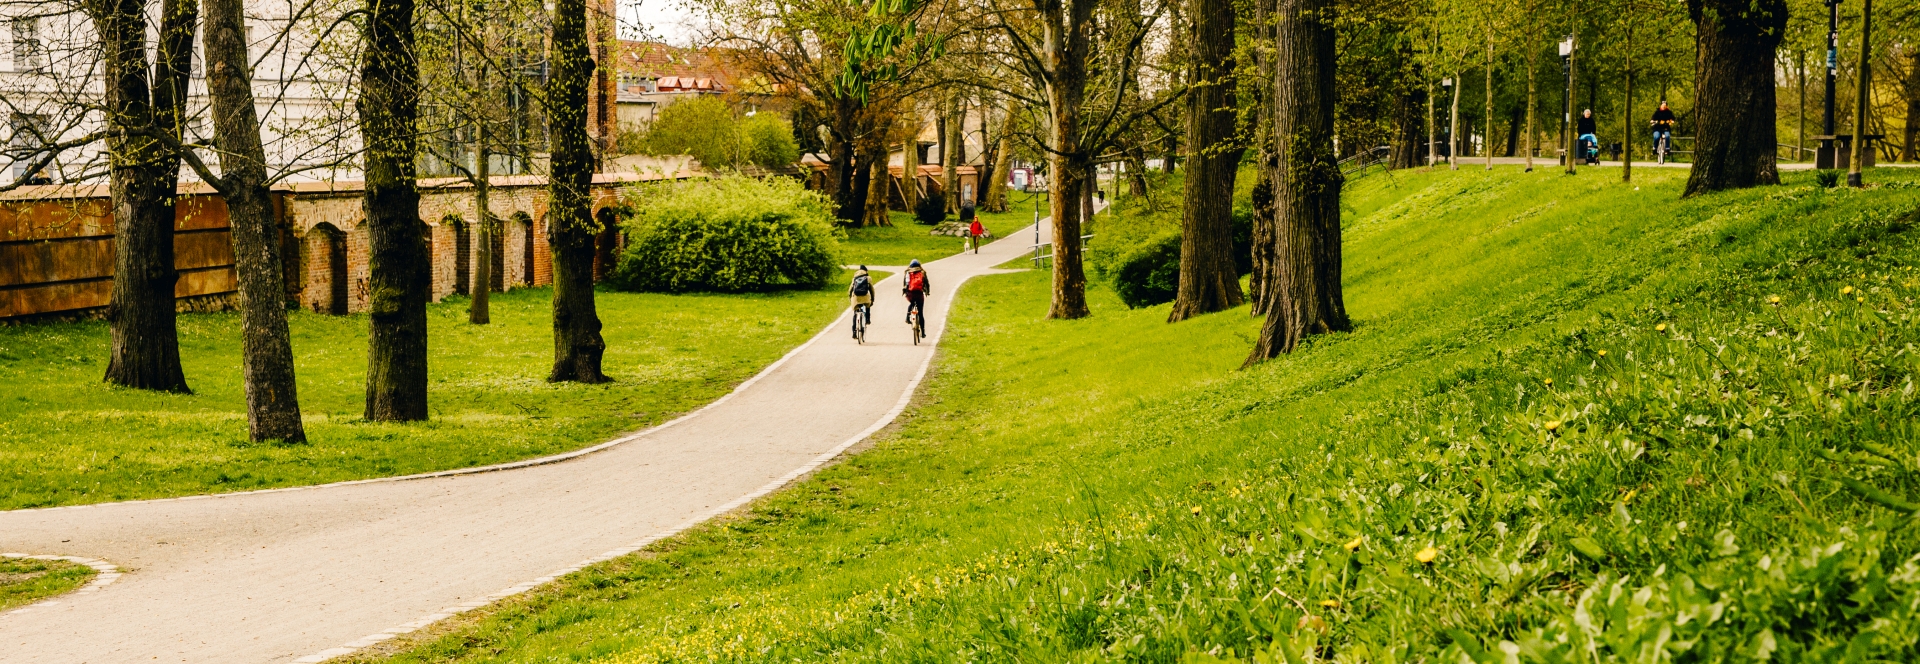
1 171 680 320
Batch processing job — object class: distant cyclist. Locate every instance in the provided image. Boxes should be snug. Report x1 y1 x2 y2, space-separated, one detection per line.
1649 101 1677 163
848 266 874 334
902 259 930 327
1576 109 1599 165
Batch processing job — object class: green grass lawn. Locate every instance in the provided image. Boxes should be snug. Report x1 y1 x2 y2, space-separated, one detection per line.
0 557 95 611
353 167 1919 661
0 284 851 510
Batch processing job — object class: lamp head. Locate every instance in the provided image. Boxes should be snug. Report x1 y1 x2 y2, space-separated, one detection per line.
1558 37 1574 57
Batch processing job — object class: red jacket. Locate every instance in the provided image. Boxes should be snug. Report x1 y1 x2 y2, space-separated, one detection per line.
969 220 984 237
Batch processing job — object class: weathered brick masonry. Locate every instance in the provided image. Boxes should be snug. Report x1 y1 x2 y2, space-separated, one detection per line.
0 172 671 320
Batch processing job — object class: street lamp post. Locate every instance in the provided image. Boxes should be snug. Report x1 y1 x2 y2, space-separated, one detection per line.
1820 0 1841 168
1560 36 1576 174
1441 78 1454 167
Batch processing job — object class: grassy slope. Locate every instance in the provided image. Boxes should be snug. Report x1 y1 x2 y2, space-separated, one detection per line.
0 285 848 510
0 557 95 611
368 167 1920 662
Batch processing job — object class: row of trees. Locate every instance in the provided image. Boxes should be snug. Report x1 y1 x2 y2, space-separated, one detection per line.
0 0 622 441
694 0 1913 363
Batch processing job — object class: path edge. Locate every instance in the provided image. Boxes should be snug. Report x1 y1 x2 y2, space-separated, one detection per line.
0 553 123 617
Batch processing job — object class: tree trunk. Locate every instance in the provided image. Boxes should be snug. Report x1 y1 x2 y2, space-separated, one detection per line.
901 109 920 213
1505 108 1521 157
1390 73 1424 168
1683 0 1785 195
1168 0 1244 322
471 140 493 324
1906 46 1919 162
984 137 1013 213
359 0 428 419
1846 0 1870 187
1249 0 1277 315
1527 33 1537 170
547 0 609 383
1426 77 1437 166
863 136 891 227
944 101 963 213
1484 35 1494 170
1448 74 1462 169
1044 0 1093 320
1622 12 1633 182
830 100 861 222
205 0 304 441
95 0 193 393
1248 0 1348 364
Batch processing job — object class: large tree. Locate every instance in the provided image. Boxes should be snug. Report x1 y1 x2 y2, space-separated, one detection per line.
1167 0 1244 321
1248 0 1349 363
89 0 197 392
546 0 610 382
360 0 431 419
198 0 306 440
1682 0 1786 195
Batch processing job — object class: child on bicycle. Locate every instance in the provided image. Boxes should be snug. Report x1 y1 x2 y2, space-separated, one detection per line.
848 266 874 331
903 259 930 327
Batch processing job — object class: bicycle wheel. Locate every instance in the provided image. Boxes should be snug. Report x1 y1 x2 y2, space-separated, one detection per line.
911 312 921 345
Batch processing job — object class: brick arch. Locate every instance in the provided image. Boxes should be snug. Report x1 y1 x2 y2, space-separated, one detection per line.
443 213 471 296
304 222 349 315
510 211 537 287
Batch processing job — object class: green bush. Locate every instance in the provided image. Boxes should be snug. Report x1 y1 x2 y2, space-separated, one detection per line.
641 96 743 169
914 189 946 224
740 114 799 170
607 176 840 293
1110 230 1181 308
1107 210 1252 309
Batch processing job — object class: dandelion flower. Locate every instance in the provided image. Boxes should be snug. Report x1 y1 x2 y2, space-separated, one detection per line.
1655 323 1667 332
1319 599 1341 609
1856 297 1865 303
1842 286 1855 295
1767 295 1780 304
1598 350 1608 357
1415 546 1439 564
1343 536 1364 551
1545 421 1562 431
1544 378 1554 386
1190 505 1202 515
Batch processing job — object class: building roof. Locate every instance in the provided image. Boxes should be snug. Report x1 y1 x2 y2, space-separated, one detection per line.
617 42 742 93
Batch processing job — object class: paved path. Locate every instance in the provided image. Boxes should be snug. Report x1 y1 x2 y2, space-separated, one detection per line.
0 211 1072 664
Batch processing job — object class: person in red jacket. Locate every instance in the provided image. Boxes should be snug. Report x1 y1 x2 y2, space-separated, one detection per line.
902 259 930 328
968 218 984 253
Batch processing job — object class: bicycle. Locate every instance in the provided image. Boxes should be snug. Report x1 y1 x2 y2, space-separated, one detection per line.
908 308 923 345
1652 130 1672 165
851 303 868 344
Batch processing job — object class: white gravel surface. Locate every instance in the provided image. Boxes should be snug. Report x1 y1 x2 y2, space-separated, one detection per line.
0 214 1063 663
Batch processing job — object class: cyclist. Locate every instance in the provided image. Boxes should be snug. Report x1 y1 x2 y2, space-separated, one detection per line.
1649 101 1677 163
1576 109 1599 165
902 259 930 329
848 265 874 336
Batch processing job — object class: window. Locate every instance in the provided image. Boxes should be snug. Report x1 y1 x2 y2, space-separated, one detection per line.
11 17 45 71
9 113 52 180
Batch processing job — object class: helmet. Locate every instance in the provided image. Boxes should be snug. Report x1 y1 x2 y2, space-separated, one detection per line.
908 259 921 267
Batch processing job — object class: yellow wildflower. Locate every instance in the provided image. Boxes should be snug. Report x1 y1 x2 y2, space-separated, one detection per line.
1320 599 1341 609
1545 420 1562 431
1190 505 1202 515
1842 286 1855 295
1343 536 1364 551
1655 323 1667 332
1415 546 1439 564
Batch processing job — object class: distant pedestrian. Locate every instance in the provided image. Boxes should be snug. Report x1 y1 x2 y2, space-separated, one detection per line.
968 218 984 253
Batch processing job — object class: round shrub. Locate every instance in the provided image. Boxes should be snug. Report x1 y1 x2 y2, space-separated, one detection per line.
915 189 947 224
608 176 840 293
1111 230 1181 308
